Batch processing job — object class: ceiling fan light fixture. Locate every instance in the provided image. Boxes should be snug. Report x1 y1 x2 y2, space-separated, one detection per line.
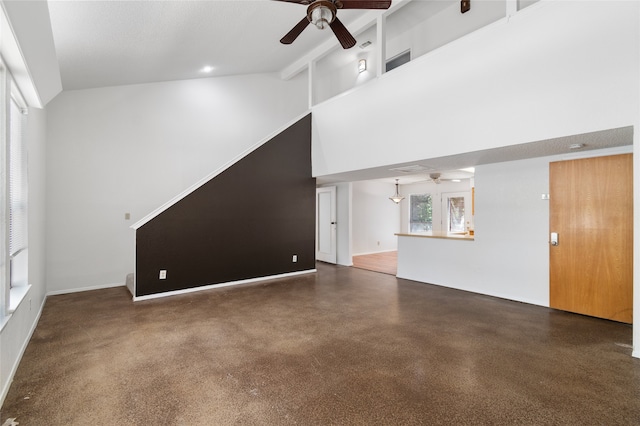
308 1 336 29
278 0 390 49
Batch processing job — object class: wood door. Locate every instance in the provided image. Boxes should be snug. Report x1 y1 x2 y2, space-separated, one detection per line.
549 154 633 323
316 186 337 264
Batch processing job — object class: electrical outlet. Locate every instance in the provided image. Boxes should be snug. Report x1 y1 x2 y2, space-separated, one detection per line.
292 255 298 263
159 270 167 279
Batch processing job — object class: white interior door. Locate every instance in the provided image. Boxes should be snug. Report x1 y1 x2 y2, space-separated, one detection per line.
316 186 337 264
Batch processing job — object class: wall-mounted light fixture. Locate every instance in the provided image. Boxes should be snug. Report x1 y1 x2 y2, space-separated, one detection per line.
389 179 404 204
358 59 367 73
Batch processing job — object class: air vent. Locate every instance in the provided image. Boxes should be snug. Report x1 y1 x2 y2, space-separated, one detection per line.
389 165 432 173
386 50 411 72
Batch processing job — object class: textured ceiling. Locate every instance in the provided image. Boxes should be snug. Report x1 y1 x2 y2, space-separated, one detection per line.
47 0 377 90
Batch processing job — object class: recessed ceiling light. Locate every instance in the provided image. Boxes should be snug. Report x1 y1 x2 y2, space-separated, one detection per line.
201 65 214 73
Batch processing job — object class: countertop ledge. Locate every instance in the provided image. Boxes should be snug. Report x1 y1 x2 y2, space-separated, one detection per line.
395 233 475 241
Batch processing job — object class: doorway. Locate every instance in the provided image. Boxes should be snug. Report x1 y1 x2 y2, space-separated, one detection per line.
316 186 337 264
549 154 633 323
352 251 398 275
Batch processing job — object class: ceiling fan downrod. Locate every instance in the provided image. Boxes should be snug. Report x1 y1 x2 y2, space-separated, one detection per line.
307 1 337 29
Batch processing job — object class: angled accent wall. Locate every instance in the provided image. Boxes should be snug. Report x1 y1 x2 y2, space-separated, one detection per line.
135 114 314 297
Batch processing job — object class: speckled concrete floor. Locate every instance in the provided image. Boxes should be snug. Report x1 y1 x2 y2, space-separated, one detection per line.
2 263 639 425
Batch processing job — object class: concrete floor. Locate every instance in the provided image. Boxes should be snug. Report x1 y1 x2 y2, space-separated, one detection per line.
2 262 639 425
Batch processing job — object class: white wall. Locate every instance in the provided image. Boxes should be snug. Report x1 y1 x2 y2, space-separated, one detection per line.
312 0 504 105
0 0 62 107
351 180 400 255
314 43 377 105
46 73 307 293
312 1 639 355
1 106 48 404
397 146 633 308
385 0 504 64
312 1 639 177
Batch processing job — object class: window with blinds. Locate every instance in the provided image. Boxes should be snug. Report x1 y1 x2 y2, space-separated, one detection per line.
9 95 27 258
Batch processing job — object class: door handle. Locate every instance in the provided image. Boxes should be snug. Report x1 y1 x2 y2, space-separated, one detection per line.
550 232 559 246
331 222 337 225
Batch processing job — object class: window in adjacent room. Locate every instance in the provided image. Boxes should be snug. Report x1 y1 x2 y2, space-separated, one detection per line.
409 193 432 233
444 194 466 234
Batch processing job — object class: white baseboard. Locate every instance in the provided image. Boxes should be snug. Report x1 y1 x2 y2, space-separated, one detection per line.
352 249 398 256
47 282 125 296
0 294 46 408
133 269 317 302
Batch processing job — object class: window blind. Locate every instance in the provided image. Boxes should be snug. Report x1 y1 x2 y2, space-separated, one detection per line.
9 96 27 257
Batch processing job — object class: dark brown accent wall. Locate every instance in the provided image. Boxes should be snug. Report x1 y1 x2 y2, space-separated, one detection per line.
135 114 315 297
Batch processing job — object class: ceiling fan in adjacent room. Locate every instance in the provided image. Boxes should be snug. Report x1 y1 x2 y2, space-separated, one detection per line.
425 173 456 184
276 0 392 49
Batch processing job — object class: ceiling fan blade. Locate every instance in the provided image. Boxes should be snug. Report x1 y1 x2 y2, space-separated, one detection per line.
338 0 392 9
280 17 311 44
329 17 356 49
272 0 313 4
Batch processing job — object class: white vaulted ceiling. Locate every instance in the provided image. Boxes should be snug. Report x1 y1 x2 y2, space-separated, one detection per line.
44 0 635 184
47 0 381 90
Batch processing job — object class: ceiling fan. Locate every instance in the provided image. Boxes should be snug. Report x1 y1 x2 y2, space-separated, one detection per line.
276 0 392 49
426 173 455 184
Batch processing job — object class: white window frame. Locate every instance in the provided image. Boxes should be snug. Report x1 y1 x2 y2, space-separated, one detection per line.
0 58 7 321
409 193 433 233
441 191 472 235
9 88 28 261
0 56 30 324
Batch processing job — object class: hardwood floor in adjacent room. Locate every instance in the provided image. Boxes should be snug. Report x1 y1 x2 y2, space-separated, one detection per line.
352 250 397 275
